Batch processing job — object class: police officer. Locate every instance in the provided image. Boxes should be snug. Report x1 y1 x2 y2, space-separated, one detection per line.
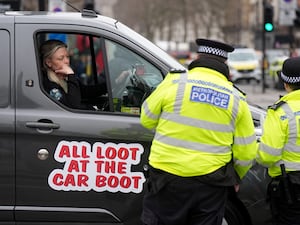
257 57 300 225
140 38 257 225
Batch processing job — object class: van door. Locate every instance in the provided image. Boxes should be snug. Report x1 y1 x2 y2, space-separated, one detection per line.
14 23 165 225
0 18 15 224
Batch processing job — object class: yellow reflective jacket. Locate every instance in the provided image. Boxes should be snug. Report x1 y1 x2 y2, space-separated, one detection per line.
257 90 300 177
140 67 257 178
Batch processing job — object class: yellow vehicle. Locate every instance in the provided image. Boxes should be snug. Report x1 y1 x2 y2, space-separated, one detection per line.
227 48 261 83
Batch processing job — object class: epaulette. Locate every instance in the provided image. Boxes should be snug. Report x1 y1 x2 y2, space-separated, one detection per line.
169 68 187 74
233 84 246 96
268 100 286 110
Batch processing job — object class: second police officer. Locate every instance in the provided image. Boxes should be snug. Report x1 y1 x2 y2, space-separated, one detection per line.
140 38 257 225
257 57 300 225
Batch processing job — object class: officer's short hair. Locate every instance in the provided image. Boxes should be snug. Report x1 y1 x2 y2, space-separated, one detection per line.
287 83 300 91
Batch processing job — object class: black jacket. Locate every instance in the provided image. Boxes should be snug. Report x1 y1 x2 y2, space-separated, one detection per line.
43 74 107 109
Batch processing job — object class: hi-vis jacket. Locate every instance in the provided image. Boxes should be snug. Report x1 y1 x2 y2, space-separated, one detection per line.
257 90 300 177
140 67 257 179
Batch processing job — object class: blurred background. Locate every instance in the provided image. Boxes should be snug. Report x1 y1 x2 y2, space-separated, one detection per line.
2 0 300 92
2 0 299 49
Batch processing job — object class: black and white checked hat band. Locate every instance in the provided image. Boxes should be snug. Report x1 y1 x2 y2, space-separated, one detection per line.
198 46 228 59
280 71 300 83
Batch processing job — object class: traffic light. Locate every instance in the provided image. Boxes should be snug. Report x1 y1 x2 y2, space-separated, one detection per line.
264 4 274 32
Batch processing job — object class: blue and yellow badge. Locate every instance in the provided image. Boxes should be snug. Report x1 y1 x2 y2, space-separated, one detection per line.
190 86 230 109
50 88 63 101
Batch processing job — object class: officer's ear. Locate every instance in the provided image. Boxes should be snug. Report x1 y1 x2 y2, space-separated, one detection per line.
283 83 292 93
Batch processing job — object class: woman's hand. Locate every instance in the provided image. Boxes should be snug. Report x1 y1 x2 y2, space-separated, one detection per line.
55 64 74 77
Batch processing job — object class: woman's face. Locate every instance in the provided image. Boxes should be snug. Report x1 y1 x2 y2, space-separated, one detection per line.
46 47 70 71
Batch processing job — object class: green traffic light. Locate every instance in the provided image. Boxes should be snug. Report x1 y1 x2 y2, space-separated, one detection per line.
265 22 273 32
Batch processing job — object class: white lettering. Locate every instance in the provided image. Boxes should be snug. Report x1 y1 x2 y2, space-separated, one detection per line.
190 86 230 109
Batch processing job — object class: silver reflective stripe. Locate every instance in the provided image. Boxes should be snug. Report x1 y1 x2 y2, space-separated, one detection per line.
282 104 300 153
154 132 231 153
161 112 232 132
234 134 257 145
142 101 160 120
275 160 300 170
174 72 187 113
273 104 300 171
230 88 240 132
259 142 282 156
285 142 298 151
234 158 254 167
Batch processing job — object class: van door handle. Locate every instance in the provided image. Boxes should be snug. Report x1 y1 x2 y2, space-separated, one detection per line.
25 120 60 133
26 122 60 129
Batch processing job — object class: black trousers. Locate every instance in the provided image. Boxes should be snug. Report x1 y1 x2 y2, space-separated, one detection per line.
268 179 300 225
141 169 228 225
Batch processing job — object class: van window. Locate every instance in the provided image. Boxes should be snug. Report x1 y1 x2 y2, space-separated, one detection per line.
105 40 163 114
37 33 108 111
0 30 10 107
36 32 163 114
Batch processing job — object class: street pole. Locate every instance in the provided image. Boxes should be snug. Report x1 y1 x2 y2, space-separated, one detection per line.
39 0 45 11
262 0 267 93
262 35 266 93
289 25 294 50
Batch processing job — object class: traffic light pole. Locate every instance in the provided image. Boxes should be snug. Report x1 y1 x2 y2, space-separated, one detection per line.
262 0 274 93
262 0 266 93
39 0 45 11
262 29 266 93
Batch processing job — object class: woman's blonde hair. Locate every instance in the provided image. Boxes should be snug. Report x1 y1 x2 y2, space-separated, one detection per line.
40 39 68 70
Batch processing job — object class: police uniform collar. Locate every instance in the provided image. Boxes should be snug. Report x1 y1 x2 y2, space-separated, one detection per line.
188 58 230 79
279 89 300 102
